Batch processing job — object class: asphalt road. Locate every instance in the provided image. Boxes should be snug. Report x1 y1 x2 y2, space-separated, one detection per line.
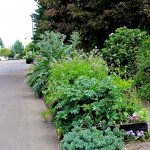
0 60 59 150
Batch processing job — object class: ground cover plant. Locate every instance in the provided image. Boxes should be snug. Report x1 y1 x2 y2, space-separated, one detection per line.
60 126 125 150
125 130 150 142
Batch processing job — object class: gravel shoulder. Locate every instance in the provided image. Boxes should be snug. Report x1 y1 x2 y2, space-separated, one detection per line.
123 141 150 150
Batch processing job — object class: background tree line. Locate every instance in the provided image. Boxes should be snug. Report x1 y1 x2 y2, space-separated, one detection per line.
0 38 24 59
33 0 150 50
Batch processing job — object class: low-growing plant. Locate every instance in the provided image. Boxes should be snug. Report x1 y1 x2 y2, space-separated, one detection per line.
124 130 150 142
60 126 125 150
125 130 144 142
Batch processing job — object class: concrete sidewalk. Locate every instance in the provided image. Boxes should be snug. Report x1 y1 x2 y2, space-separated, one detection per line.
0 60 59 150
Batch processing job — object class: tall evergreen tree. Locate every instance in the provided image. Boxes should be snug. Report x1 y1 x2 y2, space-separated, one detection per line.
33 0 150 50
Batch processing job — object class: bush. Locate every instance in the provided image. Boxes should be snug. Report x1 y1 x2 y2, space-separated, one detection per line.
60 126 125 150
44 54 108 105
26 56 34 64
49 75 142 135
26 58 34 64
134 39 150 100
27 59 50 97
48 53 108 85
36 31 81 62
25 51 35 64
27 31 81 97
101 27 148 79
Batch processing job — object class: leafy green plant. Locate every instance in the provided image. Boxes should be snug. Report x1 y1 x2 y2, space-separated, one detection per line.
47 75 142 135
48 54 107 85
23 42 35 54
27 58 49 97
27 31 81 97
36 31 81 62
25 51 35 64
44 53 108 103
101 27 148 79
43 50 147 136
60 126 125 150
134 38 150 100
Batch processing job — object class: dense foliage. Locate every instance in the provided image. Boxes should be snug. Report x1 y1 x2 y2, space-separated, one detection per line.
101 27 148 79
60 126 125 150
27 30 149 148
0 48 12 58
134 39 150 100
24 42 35 54
27 59 49 97
44 51 145 136
46 53 108 93
33 0 150 50
27 31 81 97
11 40 24 59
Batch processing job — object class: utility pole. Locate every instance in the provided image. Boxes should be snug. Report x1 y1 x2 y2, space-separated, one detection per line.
30 14 35 53
25 38 26 47
30 14 34 40
25 38 27 56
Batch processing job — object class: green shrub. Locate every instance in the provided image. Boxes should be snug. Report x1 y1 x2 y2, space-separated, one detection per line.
26 57 34 64
60 126 125 150
46 74 141 135
101 27 148 79
134 39 150 100
25 51 35 64
139 83 150 100
27 59 49 97
49 54 108 84
27 31 81 97
36 31 81 62
44 54 108 105
43 52 146 135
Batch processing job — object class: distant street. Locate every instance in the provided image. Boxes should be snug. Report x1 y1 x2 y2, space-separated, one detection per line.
0 60 29 75
0 60 59 150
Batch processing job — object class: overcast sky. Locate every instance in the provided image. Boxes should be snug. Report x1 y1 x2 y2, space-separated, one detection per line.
0 0 37 48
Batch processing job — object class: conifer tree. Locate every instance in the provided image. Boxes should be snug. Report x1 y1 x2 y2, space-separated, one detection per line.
33 0 150 50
